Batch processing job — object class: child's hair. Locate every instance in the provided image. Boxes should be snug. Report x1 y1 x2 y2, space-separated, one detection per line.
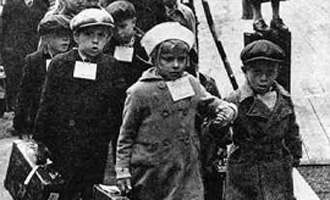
105 0 136 23
240 39 285 65
37 14 71 36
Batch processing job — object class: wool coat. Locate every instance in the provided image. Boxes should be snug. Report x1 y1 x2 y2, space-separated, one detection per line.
224 82 302 200
13 50 50 133
33 49 127 196
116 67 235 200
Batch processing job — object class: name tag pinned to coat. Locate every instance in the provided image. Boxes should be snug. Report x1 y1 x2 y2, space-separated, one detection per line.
46 59 51 71
73 61 97 80
166 76 195 101
114 46 134 62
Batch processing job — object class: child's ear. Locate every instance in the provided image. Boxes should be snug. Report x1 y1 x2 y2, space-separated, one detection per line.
132 17 137 26
73 31 79 44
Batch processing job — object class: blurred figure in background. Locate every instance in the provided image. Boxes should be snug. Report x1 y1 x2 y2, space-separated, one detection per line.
250 0 288 33
0 0 49 111
13 14 71 136
103 0 167 32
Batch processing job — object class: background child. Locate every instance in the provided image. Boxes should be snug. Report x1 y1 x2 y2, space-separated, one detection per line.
251 0 288 32
224 39 302 200
33 8 127 200
13 14 71 136
104 0 150 87
1 0 49 111
104 0 150 184
115 22 237 200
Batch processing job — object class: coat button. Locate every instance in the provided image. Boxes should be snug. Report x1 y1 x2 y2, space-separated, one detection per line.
182 108 189 116
69 119 76 127
162 109 169 117
158 82 166 89
180 128 186 134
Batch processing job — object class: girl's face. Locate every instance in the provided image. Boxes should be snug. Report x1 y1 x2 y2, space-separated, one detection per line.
244 60 280 94
156 41 189 81
48 31 71 55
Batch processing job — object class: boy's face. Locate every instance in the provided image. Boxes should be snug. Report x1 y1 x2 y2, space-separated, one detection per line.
156 42 189 81
48 31 71 54
64 0 85 14
244 60 280 94
74 26 110 57
114 18 136 44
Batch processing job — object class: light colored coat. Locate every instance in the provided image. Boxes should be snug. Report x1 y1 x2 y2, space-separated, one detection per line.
116 67 234 200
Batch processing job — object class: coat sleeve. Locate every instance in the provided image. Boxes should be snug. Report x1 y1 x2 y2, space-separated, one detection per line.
32 59 60 146
285 109 302 160
197 80 237 121
13 55 34 131
115 88 144 178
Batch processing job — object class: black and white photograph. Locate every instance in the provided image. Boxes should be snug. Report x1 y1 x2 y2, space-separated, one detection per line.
0 0 329 200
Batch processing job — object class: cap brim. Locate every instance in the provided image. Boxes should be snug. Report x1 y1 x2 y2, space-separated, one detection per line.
76 22 114 30
243 56 285 64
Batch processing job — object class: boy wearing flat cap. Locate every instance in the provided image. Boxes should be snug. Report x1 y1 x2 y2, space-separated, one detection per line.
13 14 71 136
115 22 237 200
104 0 150 87
224 39 302 200
33 8 127 200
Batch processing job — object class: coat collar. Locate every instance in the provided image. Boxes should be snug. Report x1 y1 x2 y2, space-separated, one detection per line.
139 67 189 82
238 81 290 103
65 48 104 63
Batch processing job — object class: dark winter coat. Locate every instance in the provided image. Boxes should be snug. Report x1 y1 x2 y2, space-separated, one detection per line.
105 0 167 32
103 33 151 88
13 50 50 133
33 49 127 187
224 82 302 200
116 68 234 200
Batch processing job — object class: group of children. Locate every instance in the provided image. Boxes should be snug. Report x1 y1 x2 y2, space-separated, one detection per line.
10 0 301 200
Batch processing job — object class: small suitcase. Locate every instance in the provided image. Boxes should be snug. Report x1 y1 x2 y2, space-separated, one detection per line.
93 184 129 200
4 140 64 200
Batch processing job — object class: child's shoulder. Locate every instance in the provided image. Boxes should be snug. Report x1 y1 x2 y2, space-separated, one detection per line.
25 50 45 60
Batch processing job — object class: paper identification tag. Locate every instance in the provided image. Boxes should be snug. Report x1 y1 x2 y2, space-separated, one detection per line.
114 46 134 62
73 61 97 80
46 59 51 71
166 76 195 101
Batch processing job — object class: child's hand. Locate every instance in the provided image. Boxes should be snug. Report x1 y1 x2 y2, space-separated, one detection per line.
116 177 132 196
214 105 236 127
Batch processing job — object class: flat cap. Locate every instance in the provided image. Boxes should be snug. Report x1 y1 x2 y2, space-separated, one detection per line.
70 8 114 31
105 0 136 22
141 22 195 56
38 14 71 35
240 39 286 64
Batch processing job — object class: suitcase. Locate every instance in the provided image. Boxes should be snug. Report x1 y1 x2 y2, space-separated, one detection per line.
4 140 64 200
93 184 129 200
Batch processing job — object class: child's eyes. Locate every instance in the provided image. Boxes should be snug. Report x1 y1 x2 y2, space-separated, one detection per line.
97 33 107 37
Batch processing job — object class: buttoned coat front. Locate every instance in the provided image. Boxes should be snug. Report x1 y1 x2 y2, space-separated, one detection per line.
224 82 302 200
116 68 232 200
34 49 127 185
